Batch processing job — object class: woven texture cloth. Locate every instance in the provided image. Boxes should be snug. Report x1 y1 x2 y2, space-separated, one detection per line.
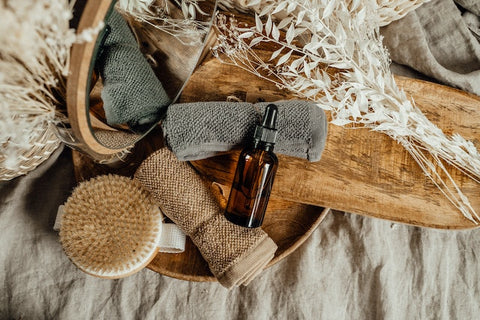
161 100 328 162
93 129 140 149
381 0 480 95
134 148 277 288
95 9 171 130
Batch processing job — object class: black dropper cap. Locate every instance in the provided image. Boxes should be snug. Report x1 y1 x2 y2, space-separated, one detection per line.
254 104 278 148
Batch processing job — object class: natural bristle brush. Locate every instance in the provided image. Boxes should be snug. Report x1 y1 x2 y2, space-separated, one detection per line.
58 174 185 279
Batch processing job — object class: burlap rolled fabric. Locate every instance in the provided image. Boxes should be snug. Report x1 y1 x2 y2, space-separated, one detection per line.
134 148 278 288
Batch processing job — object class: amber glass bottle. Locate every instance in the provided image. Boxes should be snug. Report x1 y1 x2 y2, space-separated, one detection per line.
225 104 279 228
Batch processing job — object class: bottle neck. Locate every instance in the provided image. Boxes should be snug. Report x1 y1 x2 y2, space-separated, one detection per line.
254 139 275 152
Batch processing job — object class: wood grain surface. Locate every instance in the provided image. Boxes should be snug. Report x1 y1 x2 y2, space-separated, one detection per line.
183 53 480 230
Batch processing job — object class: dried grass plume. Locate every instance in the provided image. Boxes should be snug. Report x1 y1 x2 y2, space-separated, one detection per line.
212 0 480 222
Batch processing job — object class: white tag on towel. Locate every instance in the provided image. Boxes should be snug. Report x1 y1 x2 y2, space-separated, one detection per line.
157 223 186 253
54 205 186 253
53 205 65 232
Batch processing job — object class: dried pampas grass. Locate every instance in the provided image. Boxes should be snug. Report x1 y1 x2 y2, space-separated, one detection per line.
0 0 77 179
375 0 430 26
117 0 213 45
212 0 480 223
0 0 104 180
217 0 430 26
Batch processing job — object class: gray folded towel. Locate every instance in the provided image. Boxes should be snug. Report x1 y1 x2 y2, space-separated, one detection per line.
161 100 328 162
95 9 171 131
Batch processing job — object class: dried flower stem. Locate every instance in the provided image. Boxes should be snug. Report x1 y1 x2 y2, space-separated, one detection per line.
213 0 480 222
0 0 78 171
118 0 211 45
0 0 104 177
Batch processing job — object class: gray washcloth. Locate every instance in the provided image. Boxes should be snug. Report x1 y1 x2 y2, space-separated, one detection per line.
161 100 328 162
95 10 171 130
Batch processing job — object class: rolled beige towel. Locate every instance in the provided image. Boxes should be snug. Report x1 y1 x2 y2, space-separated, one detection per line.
134 148 277 288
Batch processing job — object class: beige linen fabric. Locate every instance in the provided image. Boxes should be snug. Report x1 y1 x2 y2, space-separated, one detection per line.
1 147 480 318
2 1 480 317
381 0 480 95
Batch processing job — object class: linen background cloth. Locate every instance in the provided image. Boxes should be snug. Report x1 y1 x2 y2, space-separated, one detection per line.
1 148 480 319
1 0 480 318
380 0 480 95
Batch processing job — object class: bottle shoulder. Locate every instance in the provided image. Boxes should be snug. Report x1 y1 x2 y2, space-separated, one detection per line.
240 147 278 164
264 150 278 164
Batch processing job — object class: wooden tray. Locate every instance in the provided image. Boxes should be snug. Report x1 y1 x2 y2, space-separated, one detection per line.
69 1 332 281
72 143 330 281
181 52 480 230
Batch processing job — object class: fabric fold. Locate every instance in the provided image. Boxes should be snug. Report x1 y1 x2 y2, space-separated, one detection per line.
381 0 480 95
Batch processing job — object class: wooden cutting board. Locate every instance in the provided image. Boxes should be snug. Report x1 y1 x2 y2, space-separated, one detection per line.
180 53 480 230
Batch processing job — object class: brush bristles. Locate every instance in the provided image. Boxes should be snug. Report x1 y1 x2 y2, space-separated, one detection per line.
60 175 163 278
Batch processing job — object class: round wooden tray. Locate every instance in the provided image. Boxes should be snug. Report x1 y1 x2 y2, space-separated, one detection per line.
148 195 330 281
71 145 331 282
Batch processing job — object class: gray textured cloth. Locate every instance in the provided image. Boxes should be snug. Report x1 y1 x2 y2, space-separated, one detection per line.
162 100 328 162
381 0 480 95
96 10 171 130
